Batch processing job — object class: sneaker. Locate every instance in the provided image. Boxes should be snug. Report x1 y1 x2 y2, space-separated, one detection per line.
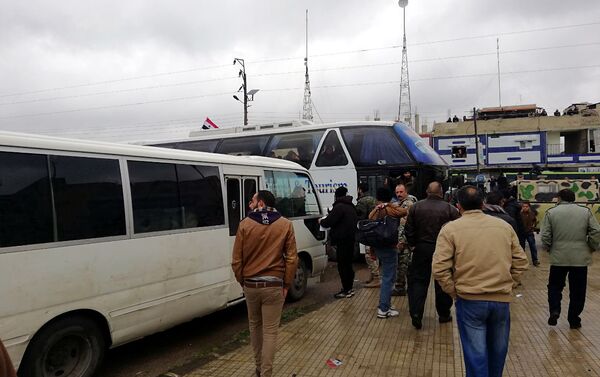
377 308 400 318
333 290 353 299
391 288 407 296
548 313 559 326
569 322 582 329
533 260 540 267
364 280 381 288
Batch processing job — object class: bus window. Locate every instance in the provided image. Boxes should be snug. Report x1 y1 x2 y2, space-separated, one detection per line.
226 177 241 236
341 126 412 166
128 161 224 233
266 130 325 168
265 170 320 217
0 152 53 247
176 139 220 153
315 131 348 167
243 178 258 217
176 164 224 227
217 136 270 156
50 155 125 241
128 161 182 233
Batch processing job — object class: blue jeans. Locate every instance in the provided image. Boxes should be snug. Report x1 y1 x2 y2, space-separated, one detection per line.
456 298 510 377
374 247 398 311
525 233 538 262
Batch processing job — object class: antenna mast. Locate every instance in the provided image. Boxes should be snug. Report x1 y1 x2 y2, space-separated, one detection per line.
302 9 314 121
397 0 412 130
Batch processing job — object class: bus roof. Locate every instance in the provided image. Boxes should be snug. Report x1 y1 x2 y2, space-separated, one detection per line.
0 131 305 170
137 120 399 145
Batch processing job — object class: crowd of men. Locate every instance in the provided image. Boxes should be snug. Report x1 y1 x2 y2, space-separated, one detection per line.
314 176 600 377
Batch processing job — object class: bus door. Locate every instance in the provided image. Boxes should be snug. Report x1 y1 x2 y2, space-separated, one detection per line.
225 176 259 236
225 175 259 301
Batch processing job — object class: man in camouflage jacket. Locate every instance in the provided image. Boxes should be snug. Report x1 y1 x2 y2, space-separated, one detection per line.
393 183 417 296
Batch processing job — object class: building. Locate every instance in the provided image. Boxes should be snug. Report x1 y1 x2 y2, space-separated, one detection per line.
432 103 600 172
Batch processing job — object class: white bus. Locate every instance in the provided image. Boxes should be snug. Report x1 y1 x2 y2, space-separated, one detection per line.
0 131 326 377
147 121 449 209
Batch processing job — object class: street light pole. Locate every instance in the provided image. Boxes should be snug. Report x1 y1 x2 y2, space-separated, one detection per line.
234 58 248 126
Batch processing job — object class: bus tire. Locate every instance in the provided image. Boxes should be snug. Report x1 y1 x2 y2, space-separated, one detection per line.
19 316 106 377
287 258 308 302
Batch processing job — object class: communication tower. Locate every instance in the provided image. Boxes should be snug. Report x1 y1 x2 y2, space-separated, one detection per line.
302 9 314 121
396 0 412 129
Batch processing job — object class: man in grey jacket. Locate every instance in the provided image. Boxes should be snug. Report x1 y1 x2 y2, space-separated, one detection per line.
541 188 600 329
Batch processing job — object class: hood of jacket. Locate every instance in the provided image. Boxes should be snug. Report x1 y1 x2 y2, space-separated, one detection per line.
333 195 354 206
248 208 282 225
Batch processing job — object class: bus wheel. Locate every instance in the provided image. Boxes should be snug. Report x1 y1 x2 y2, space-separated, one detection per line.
287 258 308 302
19 316 106 377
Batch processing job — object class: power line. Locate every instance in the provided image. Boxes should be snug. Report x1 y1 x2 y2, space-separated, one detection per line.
3 63 598 121
2 21 597 99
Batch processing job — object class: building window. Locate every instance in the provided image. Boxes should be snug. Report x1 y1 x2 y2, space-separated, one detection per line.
518 140 533 150
451 146 467 158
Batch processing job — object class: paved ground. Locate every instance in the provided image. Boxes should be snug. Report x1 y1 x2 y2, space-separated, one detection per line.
184 250 600 377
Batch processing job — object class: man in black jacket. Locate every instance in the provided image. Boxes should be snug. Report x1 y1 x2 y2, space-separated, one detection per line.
503 189 526 247
405 182 460 329
484 191 518 234
320 186 358 298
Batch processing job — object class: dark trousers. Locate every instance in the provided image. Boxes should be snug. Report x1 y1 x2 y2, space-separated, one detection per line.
408 243 453 320
524 233 538 262
335 239 355 292
548 265 587 325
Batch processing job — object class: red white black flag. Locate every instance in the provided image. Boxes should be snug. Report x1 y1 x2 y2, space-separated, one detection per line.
202 117 219 129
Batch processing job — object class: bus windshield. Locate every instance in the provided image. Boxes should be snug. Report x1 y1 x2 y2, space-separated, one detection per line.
393 123 447 166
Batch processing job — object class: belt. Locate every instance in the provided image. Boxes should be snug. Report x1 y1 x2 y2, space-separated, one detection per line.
244 280 283 288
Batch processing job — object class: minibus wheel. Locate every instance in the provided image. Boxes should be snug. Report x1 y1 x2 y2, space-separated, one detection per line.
287 258 308 302
19 316 106 377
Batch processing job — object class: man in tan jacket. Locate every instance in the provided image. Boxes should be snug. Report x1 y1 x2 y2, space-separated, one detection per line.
433 186 528 377
232 190 298 377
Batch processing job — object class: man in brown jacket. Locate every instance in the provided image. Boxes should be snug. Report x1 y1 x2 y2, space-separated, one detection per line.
1 338 17 377
232 190 298 377
433 186 528 377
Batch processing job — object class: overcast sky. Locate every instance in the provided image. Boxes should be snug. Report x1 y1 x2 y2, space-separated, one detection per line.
1 0 599 142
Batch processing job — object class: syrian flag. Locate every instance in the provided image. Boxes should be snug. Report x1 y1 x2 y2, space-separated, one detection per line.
202 117 219 130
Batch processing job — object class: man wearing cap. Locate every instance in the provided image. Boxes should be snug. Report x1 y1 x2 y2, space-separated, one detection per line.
320 186 359 298
232 190 298 377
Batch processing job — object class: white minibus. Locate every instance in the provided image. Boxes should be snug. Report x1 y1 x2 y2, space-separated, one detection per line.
0 131 326 377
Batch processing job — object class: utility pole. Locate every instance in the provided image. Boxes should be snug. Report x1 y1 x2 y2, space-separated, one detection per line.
473 107 481 174
233 58 259 126
233 58 248 126
497 38 502 107
302 9 314 121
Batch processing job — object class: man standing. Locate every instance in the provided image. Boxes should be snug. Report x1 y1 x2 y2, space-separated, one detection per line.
393 183 417 296
541 189 600 329
320 186 358 298
433 186 528 377
405 182 459 329
356 183 379 288
503 189 527 248
232 190 298 377
520 201 540 266
369 188 407 318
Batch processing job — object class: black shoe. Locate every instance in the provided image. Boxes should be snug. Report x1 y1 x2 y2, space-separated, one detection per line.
569 322 582 329
411 316 422 330
548 313 559 326
439 315 452 324
391 288 407 296
533 260 540 267
334 290 353 299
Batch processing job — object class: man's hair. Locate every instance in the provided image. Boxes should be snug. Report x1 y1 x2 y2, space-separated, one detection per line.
521 200 530 206
395 183 406 190
456 185 483 210
558 189 575 202
485 191 504 205
376 187 393 202
256 190 276 207
358 182 369 193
